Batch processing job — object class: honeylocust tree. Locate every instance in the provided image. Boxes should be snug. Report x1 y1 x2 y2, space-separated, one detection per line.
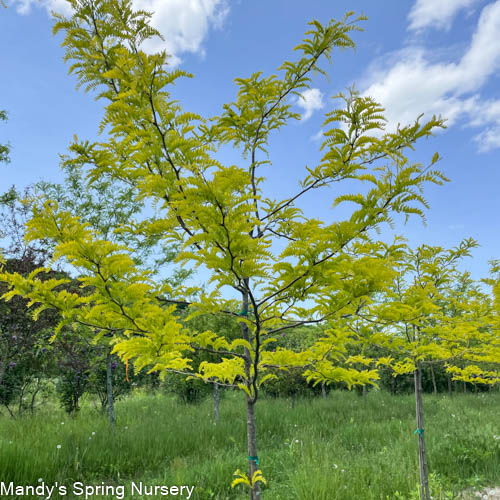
347 240 498 500
450 260 500 387
435 264 500 389
0 1 449 497
487 260 500 332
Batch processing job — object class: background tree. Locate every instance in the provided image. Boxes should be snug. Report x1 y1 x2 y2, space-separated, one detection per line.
164 310 242 423
447 260 500 387
0 255 60 417
345 240 498 500
0 184 55 417
87 346 133 414
0 182 151 422
0 186 52 263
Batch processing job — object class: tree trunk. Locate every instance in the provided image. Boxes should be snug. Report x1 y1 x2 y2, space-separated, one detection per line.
3 403 15 418
291 393 295 409
447 375 452 396
18 381 27 415
106 350 115 432
0 359 6 411
213 382 219 425
30 377 42 414
463 381 467 393
246 397 261 500
321 381 327 399
430 364 437 395
362 384 367 401
414 363 430 500
240 283 262 500
0 360 5 389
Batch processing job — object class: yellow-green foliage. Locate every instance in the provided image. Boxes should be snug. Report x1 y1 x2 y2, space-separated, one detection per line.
347 240 500 384
231 469 267 492
0 0 453 403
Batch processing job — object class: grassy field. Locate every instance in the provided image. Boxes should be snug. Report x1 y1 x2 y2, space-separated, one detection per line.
0 390 499 499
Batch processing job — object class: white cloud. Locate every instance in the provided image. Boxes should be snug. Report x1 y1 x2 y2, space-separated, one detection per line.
310 128 325 143
470 99 500 151
361 0 500 151
408 0 481 31
12 0 72 16
11 0 230 65
134 0 229 65
474 127 500 151
296 88 324 121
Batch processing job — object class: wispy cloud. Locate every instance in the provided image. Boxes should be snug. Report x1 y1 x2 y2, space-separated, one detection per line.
13 0 72 16
470 99 500 151
296 88 324 121
408 0 481 31
448 223 465 232
310 128 325 143
361 0 500 152
11 0 230 66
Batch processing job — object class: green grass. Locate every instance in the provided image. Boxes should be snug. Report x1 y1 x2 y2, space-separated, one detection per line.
1 390 499 499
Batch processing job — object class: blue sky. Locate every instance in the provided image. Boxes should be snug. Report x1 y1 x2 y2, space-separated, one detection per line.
0 0 499 282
